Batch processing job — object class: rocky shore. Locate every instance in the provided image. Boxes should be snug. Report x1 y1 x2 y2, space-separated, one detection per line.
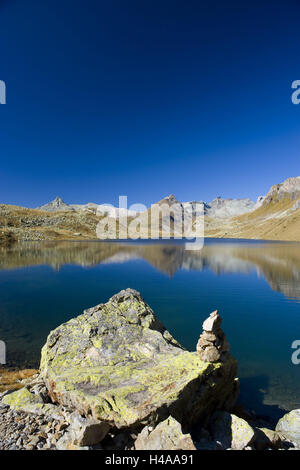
0 289 299 451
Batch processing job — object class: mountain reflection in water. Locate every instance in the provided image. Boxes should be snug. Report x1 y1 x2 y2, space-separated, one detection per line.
1 240 300 302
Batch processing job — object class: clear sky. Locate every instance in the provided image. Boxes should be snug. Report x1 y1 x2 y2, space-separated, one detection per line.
0 0 300 208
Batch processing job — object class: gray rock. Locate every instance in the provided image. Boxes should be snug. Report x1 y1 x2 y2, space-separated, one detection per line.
210 411 255 450
202 310 222 332
66 411 110 446
276 409 300 447
135 417 196 450
56 432 89 451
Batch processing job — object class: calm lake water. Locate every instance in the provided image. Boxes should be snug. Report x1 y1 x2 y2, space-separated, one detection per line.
0 239 299 423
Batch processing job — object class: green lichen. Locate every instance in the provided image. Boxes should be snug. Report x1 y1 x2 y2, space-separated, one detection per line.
3 387 43 408
2 387 64 418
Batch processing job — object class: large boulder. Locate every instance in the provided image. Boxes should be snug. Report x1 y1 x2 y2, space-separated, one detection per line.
135 416 196 450
276 409 300 447
40 289 239 431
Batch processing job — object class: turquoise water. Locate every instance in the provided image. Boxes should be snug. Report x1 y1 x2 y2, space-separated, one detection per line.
0 239 299 422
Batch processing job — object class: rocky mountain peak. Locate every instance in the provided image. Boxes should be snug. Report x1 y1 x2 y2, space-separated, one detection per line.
53 196 65 206
157 194 181 207
263 176 300 205
38 197 74 212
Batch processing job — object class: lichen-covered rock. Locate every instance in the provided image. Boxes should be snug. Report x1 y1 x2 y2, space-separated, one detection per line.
2 387 63 420
135 417 196 450
276 409 300 447
40 289 239 430
210 411 255 450
3 387 43 408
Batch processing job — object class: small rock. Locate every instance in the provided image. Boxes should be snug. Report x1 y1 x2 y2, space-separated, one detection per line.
276 409 300 447
210 411 255 450
202 310 222 332
63 412 110 446
56 433 89 451
135 417 196 450
28 435 40 447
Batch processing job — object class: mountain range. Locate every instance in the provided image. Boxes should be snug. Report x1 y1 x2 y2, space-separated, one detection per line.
37 194 258 219
1 176 300 243
39 176 300 220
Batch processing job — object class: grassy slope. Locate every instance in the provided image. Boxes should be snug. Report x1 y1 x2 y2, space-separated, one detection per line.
0 204 103 241
0 368 38 393
205 196 300 241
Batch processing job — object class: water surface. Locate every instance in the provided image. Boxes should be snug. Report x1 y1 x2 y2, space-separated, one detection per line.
0 239 299 423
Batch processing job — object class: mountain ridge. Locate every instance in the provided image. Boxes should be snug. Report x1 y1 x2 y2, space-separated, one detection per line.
1 176 300 242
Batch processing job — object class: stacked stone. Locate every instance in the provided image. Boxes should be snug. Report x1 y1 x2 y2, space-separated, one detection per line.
196 310 230 362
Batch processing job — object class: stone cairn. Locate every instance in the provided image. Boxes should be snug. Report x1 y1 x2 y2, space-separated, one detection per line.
196 310 230 362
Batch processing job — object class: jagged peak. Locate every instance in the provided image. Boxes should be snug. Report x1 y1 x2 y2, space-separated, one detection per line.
52 196 65 204
156 194 181 206
263 176 300 205
38 196 73 212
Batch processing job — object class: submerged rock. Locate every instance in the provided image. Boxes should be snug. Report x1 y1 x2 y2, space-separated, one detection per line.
135 416 196 450
40 289 239 430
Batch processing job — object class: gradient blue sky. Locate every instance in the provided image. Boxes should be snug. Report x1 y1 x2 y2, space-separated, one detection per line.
1 0 300 208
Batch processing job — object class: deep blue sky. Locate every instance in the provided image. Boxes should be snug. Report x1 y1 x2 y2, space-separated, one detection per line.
1 0 300 208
